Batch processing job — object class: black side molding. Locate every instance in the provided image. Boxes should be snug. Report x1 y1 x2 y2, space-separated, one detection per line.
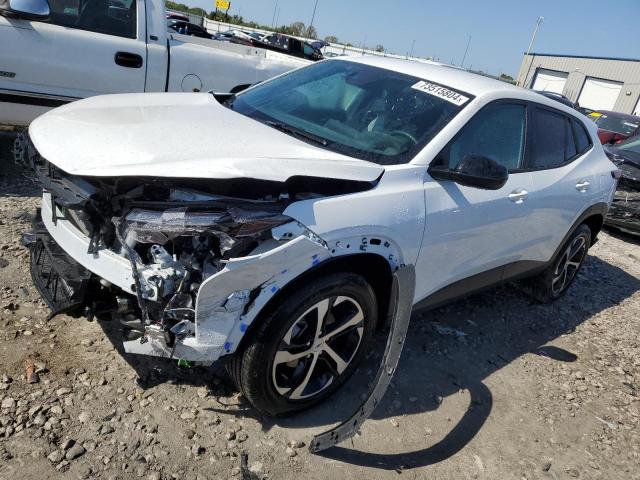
0 91 75 108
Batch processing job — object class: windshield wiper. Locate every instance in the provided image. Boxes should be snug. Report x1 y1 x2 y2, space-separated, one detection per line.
264 120 329 147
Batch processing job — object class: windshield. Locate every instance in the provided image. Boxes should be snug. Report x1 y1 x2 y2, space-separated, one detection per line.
594 114 640 135
229 60 471 165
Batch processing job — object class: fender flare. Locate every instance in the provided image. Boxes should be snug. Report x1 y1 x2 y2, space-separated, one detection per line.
309 263 416 452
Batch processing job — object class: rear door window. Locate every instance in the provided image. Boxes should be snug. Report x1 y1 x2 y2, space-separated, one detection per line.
529 107 569 169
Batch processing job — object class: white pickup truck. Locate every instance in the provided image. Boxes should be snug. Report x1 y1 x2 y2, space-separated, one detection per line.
0 0 308 127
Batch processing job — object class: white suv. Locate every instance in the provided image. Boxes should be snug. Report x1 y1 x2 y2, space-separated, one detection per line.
24 57 617 433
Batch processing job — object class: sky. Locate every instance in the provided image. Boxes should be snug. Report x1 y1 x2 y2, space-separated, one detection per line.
184 0 640 77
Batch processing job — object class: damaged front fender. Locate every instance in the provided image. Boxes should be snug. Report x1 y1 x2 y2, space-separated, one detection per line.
123 233 331 362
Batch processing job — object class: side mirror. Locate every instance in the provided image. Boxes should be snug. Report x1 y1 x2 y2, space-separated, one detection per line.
0 0 50 20
428 155 509 190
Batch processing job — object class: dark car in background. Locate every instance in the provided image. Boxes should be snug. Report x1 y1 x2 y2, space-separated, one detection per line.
588 111 640 145
604 135 640 235
252 33 323 61
167 20 213 39
166 12 190 22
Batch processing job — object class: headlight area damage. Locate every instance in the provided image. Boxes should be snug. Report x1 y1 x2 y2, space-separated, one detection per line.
23 160 338 362
22 159 416 453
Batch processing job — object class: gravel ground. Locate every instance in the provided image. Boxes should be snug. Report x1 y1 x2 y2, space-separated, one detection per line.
1 134 639 480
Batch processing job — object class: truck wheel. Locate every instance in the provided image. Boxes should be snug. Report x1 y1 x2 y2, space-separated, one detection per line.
522 224 591 303
227 272 377 416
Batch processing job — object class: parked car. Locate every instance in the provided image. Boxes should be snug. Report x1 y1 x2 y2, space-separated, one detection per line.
167 20 213 39
23 57 616 425
253 33 323 61
587 111 640 145
213 29 254 46
534 91 578 110
0 0 307 129
604 135 640 234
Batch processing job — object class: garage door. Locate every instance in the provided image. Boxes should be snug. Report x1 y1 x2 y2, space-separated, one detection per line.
531 69 568 94
578 77 623 111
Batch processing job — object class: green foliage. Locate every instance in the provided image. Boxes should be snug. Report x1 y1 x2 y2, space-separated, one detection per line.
324 35 338 43
375 44 385 53
166 1 204 16
499 73 515 84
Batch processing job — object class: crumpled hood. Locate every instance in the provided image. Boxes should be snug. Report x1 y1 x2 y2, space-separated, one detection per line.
29 93 384 183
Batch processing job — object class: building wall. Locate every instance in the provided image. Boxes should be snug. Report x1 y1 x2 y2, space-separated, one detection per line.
516 54 640 114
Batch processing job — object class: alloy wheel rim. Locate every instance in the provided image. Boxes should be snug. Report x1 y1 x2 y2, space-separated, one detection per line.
551 235 587 296
271 296 365 400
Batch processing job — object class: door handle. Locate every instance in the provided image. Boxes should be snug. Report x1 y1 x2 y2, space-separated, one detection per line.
575 180 590 192
114 52 143 68
508 189 528 204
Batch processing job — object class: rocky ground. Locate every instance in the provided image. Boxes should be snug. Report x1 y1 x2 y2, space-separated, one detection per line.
0 133 639 480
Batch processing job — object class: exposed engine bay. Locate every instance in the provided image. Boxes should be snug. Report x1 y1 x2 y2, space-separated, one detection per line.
24 154 376 359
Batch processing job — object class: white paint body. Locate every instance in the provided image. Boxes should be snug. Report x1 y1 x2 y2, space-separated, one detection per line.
0 0 306 127
30 56 618 362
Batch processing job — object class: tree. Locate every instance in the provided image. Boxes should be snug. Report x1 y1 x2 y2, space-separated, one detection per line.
304 25 318 39
289 21 305 36
189 7 207 17
499 73 515 83
375 44 385 53
324 35 338 44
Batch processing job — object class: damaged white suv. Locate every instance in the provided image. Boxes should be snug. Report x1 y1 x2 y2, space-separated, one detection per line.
24 57 616 426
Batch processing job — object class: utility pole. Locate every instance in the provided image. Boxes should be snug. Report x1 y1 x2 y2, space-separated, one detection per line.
520 16 544 86
274 7 280 29
271 0 278 28
409 39 416 58
309 0 319 35
460 35 471 68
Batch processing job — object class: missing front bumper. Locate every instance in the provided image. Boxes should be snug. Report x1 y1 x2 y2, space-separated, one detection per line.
23 212 92 317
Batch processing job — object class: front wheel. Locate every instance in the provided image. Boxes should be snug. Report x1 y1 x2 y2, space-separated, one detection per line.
227 272 377 416
522 224 591 303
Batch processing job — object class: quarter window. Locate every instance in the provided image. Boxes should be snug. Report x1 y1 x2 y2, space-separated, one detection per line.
437 103 526 171
46 0 137 39
572 119 592 154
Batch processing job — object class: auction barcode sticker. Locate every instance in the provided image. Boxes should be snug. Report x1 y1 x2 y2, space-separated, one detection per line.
412 81 470 106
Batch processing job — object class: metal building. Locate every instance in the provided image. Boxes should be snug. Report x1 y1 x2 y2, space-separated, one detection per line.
516 53 640 115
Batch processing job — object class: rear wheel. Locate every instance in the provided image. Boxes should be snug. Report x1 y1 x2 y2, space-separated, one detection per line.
227 272 377 416
522 224 591 303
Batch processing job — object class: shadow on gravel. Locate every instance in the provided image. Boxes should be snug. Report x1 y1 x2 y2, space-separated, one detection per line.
308 255 640 469
90 252 640 470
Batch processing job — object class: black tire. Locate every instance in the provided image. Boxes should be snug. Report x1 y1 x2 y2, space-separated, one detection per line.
522 224 591 303
227 272 377 417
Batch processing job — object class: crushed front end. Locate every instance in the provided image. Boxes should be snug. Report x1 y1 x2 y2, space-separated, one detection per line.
23 157 331 365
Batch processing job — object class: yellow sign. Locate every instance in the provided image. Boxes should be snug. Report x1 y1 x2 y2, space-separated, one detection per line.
216 0 230 9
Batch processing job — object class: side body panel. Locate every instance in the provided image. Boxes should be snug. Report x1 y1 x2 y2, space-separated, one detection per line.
415 172 535 301
0 0 148 126
283 166 427 276
166 35 308 93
